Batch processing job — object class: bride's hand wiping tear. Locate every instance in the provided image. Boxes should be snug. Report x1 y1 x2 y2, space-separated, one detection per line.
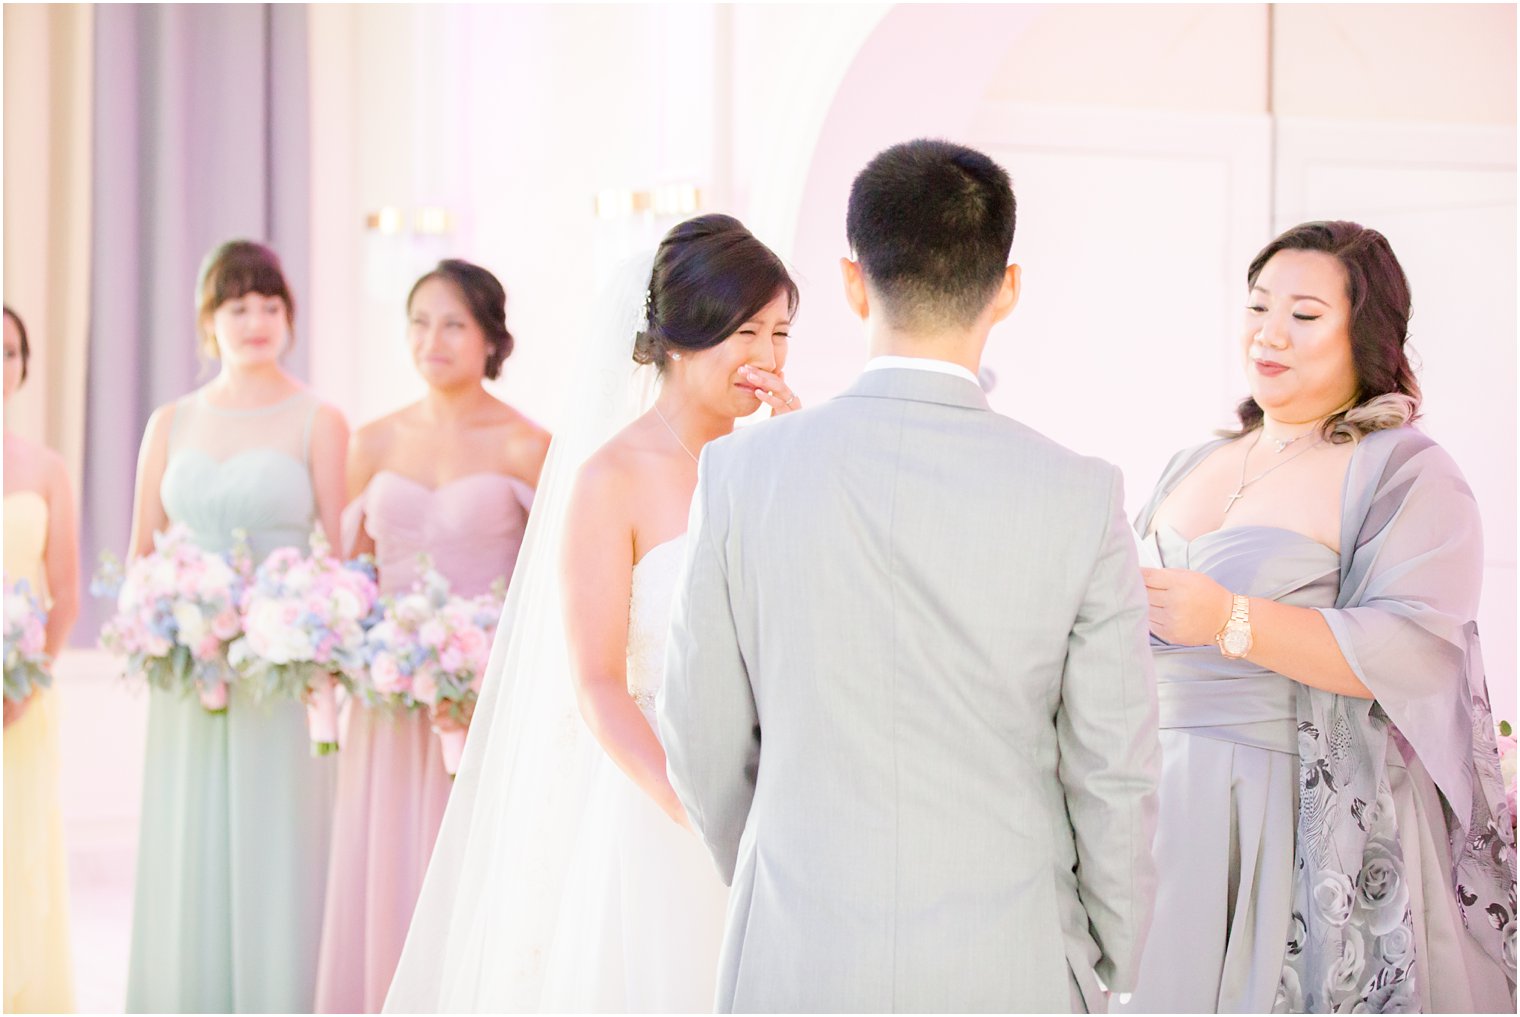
741 364 801 415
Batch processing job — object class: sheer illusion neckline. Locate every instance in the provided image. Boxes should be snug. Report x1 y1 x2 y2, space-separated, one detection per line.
169 445 308 472
194 387 308 416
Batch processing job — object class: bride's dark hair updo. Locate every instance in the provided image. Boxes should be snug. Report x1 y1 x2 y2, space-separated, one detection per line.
633 213 798 370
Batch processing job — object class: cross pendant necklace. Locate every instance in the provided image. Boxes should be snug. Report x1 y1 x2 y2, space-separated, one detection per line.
1224 428 1322 514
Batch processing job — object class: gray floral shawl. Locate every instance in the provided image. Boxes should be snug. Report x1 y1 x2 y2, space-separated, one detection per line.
1268 428 1515 1012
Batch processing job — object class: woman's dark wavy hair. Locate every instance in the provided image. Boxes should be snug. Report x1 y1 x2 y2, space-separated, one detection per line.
633 214 798 370
4 305 30 383
408 259 515 380
1229 220 1421 443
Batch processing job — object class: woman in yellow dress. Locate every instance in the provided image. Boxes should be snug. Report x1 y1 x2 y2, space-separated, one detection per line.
3 306 81 1012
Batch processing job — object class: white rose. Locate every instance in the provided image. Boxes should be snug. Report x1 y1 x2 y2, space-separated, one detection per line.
397 595 430 626
1356 839 1410 937
330 586 361 622
1325 926 1367 997
248 601 304 663
173 601 207 648
149 558 177 591
1313 872 1355 928
1375 925 1414 968
1275 966 1304 1013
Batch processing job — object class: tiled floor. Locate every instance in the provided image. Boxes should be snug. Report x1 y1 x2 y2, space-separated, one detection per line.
53 649 148 1013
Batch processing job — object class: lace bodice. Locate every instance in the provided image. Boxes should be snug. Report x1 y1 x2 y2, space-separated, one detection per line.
625 536 685 728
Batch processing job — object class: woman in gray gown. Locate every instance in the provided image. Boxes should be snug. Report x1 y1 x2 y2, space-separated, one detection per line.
1121 221 1515 1013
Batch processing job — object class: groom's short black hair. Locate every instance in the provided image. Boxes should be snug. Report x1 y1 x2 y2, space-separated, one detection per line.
846 139 1015 331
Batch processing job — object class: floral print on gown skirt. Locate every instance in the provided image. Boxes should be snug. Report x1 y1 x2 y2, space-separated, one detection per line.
1121 518 1514 1012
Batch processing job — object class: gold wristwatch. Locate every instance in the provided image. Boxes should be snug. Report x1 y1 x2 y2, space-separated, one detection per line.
1216 594 1253 659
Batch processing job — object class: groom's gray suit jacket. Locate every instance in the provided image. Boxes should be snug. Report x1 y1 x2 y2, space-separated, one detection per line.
659 367 1160 1013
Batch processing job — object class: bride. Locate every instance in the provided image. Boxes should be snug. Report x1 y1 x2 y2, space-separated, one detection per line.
385 214 801 1012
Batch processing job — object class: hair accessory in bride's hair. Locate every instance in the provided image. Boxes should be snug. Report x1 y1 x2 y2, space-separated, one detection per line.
638 285 654 333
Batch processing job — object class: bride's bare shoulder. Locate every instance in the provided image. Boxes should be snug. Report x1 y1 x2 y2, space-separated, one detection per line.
579 417 664 488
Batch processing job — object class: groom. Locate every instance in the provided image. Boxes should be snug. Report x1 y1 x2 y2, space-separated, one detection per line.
658 139 1160 1013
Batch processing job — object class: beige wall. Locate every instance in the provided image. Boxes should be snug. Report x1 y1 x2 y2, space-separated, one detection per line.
2 4 92 482
983 4 1515 125
1274 4 1516 124
986 5 1270 113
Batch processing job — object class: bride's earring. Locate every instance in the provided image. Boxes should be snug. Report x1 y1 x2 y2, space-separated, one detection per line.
669 352 682 361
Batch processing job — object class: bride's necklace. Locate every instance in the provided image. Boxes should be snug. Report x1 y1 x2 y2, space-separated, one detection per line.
1224 428 1323 513
653 405 700 465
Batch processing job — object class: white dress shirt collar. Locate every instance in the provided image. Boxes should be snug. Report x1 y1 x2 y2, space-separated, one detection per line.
863 355 980 387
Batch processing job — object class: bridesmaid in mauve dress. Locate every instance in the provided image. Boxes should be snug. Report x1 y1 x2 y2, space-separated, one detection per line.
314 260 548 1013
123 242 350 1013
3 307 81 1013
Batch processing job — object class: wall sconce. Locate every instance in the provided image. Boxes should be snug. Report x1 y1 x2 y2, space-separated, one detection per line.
415 207 451 235
594 183 702 220
366 206 405 234
364 206 454 235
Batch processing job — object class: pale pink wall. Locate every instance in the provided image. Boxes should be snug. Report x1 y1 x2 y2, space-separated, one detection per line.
783 6 1045 405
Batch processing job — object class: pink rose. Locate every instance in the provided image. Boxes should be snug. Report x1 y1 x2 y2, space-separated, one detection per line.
370 654 402 694
21 620 45 656
211 609 240 641
412 666 439 705
453 627 488 670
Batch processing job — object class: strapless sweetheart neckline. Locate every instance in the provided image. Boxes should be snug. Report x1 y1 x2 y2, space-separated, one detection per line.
634 535 685 572
1151 522 1338 557
371 469 527 496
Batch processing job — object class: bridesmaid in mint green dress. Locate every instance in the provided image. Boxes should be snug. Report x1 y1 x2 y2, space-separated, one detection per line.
123 241 350 1012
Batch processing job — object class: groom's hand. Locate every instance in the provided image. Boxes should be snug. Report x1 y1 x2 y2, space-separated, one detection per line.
1141 567 1233 646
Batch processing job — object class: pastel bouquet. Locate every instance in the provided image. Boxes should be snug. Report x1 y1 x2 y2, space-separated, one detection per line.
4 574 51 703
229 530 379 754
362 559 503 775
94 524 248 712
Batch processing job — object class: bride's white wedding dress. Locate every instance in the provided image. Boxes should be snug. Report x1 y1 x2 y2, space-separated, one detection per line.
540 535 729 1011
